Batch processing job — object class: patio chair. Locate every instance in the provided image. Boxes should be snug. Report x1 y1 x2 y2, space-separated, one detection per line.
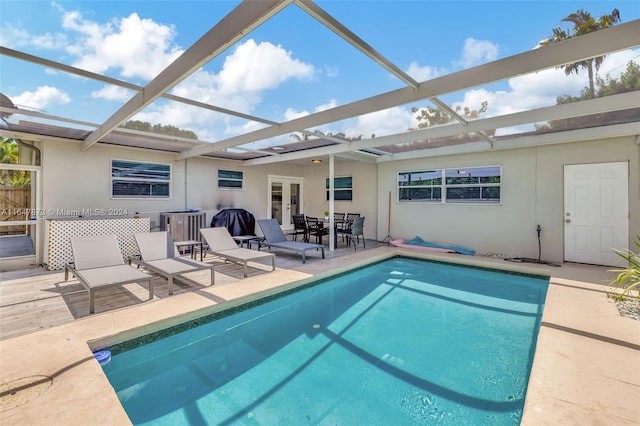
306 216 330 244
337 213 360 244
291 214 309 242
347 216 366 251
200 227 276 277
257 218 325 263
65 234 153 314
133 231 215 295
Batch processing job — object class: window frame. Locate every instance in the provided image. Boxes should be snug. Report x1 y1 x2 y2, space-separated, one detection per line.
397 165 501 204
110 159 172 199
325 175 353 202
217 169 244 190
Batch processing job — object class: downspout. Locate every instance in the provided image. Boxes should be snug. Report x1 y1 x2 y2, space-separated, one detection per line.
16 139 41 166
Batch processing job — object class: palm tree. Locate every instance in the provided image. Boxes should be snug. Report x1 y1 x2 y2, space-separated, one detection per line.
543 9 621 98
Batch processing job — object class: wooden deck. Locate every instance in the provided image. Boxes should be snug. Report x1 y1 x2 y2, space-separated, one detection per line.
0 239 387 340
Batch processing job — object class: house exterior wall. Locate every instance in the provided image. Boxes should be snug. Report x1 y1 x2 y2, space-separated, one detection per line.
24 134 637 267
376 136 639 262
37 140 304 264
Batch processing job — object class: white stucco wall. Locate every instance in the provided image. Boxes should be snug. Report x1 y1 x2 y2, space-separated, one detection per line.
27 134 638 267
376 136 639 262
41 140 307 225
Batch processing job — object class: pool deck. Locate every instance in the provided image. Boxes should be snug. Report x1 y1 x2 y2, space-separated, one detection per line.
1 246 639 425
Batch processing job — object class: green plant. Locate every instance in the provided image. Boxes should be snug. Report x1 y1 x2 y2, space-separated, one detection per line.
324 210 330 217
609 235 640 301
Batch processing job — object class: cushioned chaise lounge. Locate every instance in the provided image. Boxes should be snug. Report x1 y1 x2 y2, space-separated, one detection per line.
257 218 325 263
133 231 215 295
65 234 153 314
200 227 276 277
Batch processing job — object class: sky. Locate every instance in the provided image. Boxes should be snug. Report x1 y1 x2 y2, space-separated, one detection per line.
1 0 639 148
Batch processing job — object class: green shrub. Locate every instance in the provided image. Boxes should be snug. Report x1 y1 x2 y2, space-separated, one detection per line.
610 235 640 302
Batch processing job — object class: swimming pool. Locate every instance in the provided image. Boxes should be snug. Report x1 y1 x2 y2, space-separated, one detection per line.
101 257 549 425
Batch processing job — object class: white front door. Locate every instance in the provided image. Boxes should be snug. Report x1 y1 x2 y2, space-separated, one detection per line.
564 162 628 266
267 176 303 231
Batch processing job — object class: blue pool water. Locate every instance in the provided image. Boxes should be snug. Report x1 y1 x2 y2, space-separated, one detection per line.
102 257 549 425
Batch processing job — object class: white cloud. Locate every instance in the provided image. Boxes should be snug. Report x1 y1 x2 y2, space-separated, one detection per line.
345 106 416 139
137 39 317 139
91 86 133 102
283 99 337 122
314 99 337 113
0 23 30 47
453 49 639 135
457 38 499 68
62 10 183 80
12 86 70 111
338 48 638 142
223 121 268 140
283 107 310 122
0 22 67 49
597 48 639 78
216 39 315 93
405 38 497 81
324 65 339 78
406 61 448 81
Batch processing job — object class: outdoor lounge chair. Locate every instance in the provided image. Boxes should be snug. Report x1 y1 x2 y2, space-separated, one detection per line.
200 227 276 277
65 234 153 314
133 231 215 295
257 218 325 263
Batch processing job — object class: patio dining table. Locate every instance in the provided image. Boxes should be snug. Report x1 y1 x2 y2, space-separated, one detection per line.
316 218 345 247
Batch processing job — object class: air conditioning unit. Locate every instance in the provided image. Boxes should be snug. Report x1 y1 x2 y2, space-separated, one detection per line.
159 211 206 242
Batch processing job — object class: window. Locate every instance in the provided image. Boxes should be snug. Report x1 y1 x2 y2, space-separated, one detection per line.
398 170 442 202
325 176 352 201
111 159 171 198
218 169 243 189
445 166 501 203
398 166 501 204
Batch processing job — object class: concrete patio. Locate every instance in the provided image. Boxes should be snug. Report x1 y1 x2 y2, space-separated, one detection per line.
0 245 638 425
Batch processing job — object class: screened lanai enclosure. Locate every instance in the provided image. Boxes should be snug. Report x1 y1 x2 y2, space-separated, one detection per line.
0 0 638 269
1 1 638 162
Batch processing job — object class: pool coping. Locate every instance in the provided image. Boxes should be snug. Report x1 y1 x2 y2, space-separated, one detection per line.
1 247 638 425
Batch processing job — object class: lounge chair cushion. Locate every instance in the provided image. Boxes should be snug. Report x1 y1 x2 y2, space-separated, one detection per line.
200 227 275 277
257 219 324 263
71 235 126 269
68 234 153 314
75 265 151 289
134 232 215 294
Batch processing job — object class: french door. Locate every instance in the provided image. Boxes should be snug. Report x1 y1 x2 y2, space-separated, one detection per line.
268 176 303 231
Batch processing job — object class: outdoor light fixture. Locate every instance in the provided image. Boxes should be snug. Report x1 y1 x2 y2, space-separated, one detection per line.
311 159 322 164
